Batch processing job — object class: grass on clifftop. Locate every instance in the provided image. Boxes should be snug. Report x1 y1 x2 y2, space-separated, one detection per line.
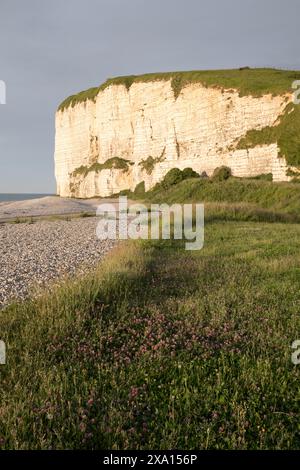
1 222 300 449
58 67 300 111
58 68 300 169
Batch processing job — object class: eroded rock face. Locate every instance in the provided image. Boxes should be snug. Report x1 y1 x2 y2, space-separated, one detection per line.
54 80 293 197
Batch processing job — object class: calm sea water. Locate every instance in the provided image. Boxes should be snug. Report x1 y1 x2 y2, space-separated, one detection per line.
0 194 53 203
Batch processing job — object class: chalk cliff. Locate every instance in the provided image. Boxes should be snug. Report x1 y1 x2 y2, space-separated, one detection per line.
54 71 299 197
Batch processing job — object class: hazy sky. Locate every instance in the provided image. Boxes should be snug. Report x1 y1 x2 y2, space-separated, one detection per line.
0 0 299 193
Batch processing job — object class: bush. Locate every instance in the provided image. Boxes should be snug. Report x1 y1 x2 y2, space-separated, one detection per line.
134 181 146 196
181 168 200 179
161 168 184 189
151 167 201 193
212 166 232 181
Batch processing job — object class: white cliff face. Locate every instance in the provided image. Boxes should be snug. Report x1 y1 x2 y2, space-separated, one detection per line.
54 80 293 198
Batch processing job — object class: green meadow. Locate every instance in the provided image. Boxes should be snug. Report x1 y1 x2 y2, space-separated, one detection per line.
0 173 300 449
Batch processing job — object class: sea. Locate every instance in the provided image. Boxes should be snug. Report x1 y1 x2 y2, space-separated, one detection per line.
0 194 53 203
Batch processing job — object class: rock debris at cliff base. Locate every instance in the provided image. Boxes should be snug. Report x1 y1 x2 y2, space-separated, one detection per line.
0 217 117 309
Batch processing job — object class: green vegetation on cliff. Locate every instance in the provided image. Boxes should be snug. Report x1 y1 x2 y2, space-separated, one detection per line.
139 149 166 175
237 103 300 167
72 157 133 178
58 68 300 169
58 67 300 111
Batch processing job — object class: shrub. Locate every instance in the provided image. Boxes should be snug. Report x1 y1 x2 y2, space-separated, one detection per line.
134 181 145 196
161 168 184 189
181 168 200 179
151 167 200 193
212 166 232 181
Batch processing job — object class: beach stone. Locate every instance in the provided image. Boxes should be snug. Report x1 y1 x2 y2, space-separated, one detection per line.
0 217 117 309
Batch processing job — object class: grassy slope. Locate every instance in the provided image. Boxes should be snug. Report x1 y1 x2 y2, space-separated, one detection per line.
1 223 300 449
145 177 300 218
1 177 300 449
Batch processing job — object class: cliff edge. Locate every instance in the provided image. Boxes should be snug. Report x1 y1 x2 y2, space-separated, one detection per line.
54 69 300 197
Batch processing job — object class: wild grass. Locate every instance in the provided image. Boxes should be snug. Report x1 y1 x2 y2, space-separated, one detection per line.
1 212 95 225
122 175 300 222
0 220 300 449
145 177 300 216
204 202 300 224
1 168 300 449
58 67 300 111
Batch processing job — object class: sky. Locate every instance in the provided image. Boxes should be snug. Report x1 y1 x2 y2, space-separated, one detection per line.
0 0 299 193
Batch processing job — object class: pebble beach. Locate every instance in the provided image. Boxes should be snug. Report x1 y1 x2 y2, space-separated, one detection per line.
0 196 121 309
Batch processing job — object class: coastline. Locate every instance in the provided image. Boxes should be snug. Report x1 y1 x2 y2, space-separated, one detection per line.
0 193 54 202
0 196 125 309
0 196 103 222
0 216 118 309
